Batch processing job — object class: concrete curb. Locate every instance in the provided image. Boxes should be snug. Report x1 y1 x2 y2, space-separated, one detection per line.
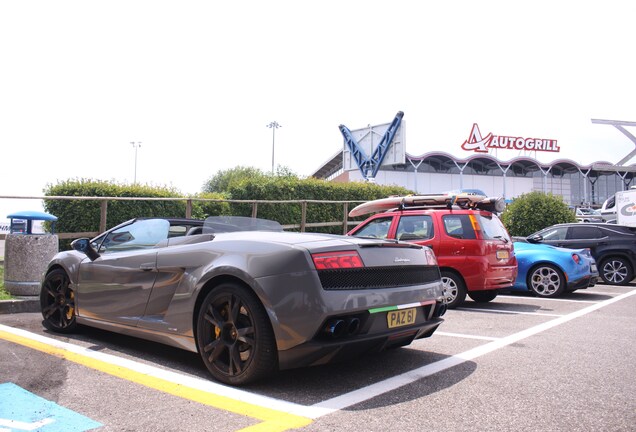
0 297 40 314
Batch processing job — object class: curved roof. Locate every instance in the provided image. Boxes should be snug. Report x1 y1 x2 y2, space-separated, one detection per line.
311 149 636 178
405 151 624 172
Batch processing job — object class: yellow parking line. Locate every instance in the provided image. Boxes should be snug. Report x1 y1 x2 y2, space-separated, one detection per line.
0 329 312 432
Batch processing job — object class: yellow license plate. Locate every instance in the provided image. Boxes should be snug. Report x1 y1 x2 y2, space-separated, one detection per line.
387 308 417 328
496 250 509 259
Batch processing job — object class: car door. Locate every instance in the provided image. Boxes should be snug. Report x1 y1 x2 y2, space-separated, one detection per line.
564 225 607 251
395 214 436 249
436 214 475 268
76 219 170 326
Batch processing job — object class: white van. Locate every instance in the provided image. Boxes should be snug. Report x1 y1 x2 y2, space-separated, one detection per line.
600 196 617 223
601 186 636 223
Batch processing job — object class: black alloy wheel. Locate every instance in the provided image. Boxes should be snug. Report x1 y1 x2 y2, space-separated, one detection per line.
599 257 633 286
40 268 77 333
196 283 277 385
527 264 565 298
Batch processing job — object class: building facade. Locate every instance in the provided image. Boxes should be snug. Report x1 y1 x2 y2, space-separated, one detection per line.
312 119 636 207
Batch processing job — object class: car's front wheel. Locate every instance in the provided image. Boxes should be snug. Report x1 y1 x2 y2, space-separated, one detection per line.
196 282 277 386
441 271 467 309
599 257 633 286
40 268 77 333
528 264 565 298
468 290 498 303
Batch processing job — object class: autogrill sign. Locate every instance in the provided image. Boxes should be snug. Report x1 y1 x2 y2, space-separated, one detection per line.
461 123 560 153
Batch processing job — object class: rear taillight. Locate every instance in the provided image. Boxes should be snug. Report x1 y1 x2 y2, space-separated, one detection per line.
572 253 581 264
312 251 364 270
468 214 482 236
424 248 438 266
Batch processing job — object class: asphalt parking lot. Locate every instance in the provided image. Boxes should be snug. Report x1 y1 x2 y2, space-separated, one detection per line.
1 283 635 432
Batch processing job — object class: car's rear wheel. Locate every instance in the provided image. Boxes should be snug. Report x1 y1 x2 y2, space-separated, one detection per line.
441 271 466 309
40 268 77 333
528 264 565 298
599 257 633 286
196 282 277 385
467 290 498 303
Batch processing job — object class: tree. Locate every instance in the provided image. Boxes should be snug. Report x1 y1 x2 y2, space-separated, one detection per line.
500 191 577 237
202 166 267 193
201 165 299 194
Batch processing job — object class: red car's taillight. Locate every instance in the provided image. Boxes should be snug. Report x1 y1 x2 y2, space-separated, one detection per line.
312 251 364 270
468 214 482 238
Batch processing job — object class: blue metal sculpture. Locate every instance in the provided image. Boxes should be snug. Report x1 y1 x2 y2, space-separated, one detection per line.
338 111 404 180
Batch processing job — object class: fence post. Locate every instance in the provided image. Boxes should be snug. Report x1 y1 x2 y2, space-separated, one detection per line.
99 200 108 232
185 199 192 218
251 202 258 218
300 201 307 232
342 202 349 234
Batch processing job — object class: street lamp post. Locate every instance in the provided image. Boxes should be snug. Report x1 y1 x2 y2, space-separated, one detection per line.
131 141 142 184
266 121 281 173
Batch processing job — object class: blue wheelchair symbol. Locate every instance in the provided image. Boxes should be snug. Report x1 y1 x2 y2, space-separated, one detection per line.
0 383 102 431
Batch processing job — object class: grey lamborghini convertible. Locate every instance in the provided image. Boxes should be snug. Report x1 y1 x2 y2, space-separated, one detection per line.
40 216 446 385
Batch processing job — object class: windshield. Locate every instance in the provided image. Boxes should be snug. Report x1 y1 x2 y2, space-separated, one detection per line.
203 216 282 233
578 208 599 215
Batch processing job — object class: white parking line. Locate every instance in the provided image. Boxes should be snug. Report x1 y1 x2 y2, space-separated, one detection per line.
434 331 500 341
498 295 599 304
0 324 315 419
458 307 563 317
2 288 635 423
307 289 636 418
582 291 625 295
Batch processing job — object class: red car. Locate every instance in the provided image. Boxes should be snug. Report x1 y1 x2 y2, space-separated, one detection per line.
348 198 517 308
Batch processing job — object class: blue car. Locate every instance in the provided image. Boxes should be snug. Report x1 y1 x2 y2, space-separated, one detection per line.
512 240 599 297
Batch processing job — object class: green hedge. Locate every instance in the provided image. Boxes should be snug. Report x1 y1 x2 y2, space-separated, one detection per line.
500 191 577 236
227 177 411 232
44 179 188 233
42 177 412 244
189 192 232 219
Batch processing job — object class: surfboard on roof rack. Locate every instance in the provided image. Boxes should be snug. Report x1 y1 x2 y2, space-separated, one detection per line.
349 193 505 217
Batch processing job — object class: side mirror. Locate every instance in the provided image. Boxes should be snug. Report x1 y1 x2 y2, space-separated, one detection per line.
526 234 543 244
71 238 100 261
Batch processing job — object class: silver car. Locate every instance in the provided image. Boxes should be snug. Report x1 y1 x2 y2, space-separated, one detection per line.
40 216 446 385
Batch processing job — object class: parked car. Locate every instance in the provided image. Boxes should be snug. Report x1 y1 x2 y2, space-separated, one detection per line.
574 207 603 223
348 196 517 308
40 216 446 385
511 240 598 297
526 222 636 285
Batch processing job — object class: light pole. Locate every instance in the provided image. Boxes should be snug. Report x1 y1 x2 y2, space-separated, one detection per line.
131 141 142 184
266 121 281 173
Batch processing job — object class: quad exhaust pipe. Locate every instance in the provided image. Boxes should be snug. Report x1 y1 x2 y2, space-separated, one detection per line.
323 317 361 339
434 302 447 317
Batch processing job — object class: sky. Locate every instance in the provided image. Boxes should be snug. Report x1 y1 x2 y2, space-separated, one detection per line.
1 0 636 220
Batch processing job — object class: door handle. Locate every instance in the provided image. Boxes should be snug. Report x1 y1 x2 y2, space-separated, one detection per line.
140 263 155 271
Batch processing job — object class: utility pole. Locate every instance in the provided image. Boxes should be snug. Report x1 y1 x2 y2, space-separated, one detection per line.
266 121 281 173
131 141 142 184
